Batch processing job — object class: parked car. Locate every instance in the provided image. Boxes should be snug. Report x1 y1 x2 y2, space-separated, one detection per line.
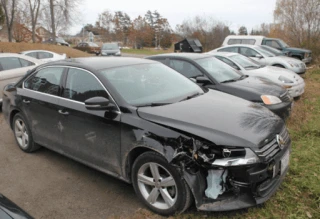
20 50 67 63
100 43 121 56
146 53 293 119
2 57 291 216
74 42 100 55
0 193 33 219
0 53 42 105
43 37 70 47
212 52 305 98
222 35 312 63
211 45 306 74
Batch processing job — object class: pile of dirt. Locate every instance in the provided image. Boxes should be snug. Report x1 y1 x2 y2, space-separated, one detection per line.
0 42 92 58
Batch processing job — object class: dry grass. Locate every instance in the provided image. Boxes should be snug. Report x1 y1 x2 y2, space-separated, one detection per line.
0 42 91 58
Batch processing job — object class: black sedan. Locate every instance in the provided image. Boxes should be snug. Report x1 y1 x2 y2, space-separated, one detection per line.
2 57 291 215
146 53 293 119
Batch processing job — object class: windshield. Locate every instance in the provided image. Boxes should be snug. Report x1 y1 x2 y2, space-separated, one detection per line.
278 39 289 48
229 54 261 69
261 45 284 56
254 46 276 57
195 57 242 83
99 63 204 106
102 43 119 50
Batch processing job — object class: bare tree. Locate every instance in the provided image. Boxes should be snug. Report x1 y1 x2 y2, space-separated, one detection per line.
27 0 41 43
273 0 320 51
1 0 16 42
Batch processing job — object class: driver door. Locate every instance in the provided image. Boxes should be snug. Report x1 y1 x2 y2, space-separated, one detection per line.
58 67 122 175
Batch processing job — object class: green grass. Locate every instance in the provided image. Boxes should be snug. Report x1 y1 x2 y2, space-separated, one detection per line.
126 68 320 219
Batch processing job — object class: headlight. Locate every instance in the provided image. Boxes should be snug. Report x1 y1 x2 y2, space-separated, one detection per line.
261 95 282 105
278 76 293 83
288 61 299 67
116 51 121 55
212 148 260 166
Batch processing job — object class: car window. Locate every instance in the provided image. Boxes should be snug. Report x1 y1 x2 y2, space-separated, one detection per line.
169 60 203 78
218 47 238 53
241 39 256 45
26 52 38 58
0 57 22 71
156 59 166 64
24 67 64 96
228 39 241 45
266 40 281 49
215 56 240 70
19 58 35 67
38 52 53 59
239 47 259 57
62 68 109 102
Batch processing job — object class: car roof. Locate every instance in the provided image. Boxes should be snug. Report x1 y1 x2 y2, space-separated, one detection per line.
147 53 212 60
38 57 158 71
0 53 43 63
209 51 239 57
20 50 55 54
221 44 260 49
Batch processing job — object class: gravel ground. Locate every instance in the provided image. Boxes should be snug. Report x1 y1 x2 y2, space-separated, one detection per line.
0 112 144 219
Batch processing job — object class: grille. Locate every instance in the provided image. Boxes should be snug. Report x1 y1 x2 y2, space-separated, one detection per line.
255 126 290 161
279 92 291 102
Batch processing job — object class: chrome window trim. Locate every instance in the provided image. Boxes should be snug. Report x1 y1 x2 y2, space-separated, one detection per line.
22 65 121 113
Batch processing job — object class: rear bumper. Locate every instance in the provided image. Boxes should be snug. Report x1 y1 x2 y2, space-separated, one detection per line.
265 101 292 120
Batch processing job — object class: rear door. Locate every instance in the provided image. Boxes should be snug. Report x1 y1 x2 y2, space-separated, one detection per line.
58 67 122 174
20 66 66 148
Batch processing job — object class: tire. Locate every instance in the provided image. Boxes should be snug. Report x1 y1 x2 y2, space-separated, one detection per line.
12 113 40 153
132 151 193 216
273 64 285 68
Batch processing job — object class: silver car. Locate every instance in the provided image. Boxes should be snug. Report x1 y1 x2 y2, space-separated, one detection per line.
211 52 305 98
210 44 306 74
0 53 43 104
100 43 121 56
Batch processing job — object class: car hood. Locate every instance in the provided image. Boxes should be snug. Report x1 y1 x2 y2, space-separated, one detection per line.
286 47 311 53
137 90 284 149
249 66 304 84
268 56 304 65
220 76 285 96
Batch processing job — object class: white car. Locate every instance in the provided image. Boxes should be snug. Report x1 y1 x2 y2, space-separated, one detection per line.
20 50 66 63
210 44 306 74
211 52 305 98
0 53 43 104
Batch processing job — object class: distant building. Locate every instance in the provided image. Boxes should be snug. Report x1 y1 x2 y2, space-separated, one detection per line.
36 27 54 42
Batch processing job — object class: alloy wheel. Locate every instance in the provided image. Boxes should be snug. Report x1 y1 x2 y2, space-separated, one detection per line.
137 162 178 210
14 119 29 149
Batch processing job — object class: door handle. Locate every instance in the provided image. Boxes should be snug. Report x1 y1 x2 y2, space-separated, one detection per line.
23 99 30 104
58 110 69 115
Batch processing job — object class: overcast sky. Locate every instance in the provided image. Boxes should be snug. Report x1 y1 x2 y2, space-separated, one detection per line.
70 0 277 34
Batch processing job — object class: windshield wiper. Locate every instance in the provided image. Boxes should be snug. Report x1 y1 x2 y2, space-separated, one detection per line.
136 102 172 107
179 92 203 102
238 75 249 80
220 79 238 83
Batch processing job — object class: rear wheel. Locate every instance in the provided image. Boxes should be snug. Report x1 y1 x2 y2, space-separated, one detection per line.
132 151 193 216
13 113 40 153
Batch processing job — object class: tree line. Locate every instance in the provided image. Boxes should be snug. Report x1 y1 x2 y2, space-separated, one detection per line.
0 0 319 55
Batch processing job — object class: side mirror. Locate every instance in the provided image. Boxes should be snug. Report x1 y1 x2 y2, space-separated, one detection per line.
196 76 212 85
85 96 110 110
255 54 263 59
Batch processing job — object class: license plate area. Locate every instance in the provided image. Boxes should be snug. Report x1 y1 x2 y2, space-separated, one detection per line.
281 150 290 174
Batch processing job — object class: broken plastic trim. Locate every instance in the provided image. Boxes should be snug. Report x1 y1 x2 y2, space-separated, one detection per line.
205 169 228 199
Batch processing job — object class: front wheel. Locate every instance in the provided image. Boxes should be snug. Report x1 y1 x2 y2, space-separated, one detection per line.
132 151 193 216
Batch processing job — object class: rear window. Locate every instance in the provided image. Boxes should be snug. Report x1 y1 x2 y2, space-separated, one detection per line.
228 39 256 45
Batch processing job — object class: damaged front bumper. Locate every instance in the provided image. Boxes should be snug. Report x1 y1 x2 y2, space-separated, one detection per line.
184 145 291 212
